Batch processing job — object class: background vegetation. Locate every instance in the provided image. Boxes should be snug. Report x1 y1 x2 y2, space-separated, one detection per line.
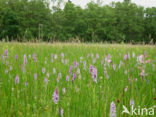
0 0 156 43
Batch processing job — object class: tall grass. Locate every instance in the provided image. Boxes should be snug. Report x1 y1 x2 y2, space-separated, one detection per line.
0 43 156 116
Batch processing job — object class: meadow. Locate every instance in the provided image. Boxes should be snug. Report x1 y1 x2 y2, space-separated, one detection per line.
0 43 156 117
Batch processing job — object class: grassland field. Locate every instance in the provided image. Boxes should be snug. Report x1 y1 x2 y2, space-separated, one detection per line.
0 42 156 117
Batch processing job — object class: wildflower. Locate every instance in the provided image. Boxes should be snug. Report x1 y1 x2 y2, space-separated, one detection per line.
104 64 109 79
110 102 116 117
25 82 28 86
124 53 130 61
137 55 144 64
53 87 59 104
33 53 37 62
72 72 76 82
7 61 9 65
108 54 111 59
15 75 19 84
96 53 99 59
21 65 25 73
58 72 62 79
92 67 97 83
42 67 45 74
61 53 64 58
140 69 146 77
77 68 80 74
65 59 67 65
24 54 27 65
34 73 37 80
60 108 63 117
28 55 31 58
66 75 69 81
1 54 5 62
5 69 8 74
105 55 112 65
51 57 53 63
93 58 96 64
53 68 56 74
130 98 134 108
57 77 59 82
46 72 49 78
10 66 13 71
90 65 93 73
83 61 86 70
15 55 18 61
124 86 128 92
125 70 128 75
5 49 8 57
74 61 77 68
87 54 90 58
80 57 83 62
51 54 53 58
44 77 48 85
145 59 150 64
69 65 72 74
54 54 57 59
144 51 147 57
112 64 116 71
62 88 66 95
134 78 138 81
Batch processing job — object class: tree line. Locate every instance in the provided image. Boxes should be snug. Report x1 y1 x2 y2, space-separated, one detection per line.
0 0 156 43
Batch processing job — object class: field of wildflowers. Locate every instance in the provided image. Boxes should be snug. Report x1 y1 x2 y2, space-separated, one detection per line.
0 43 156 117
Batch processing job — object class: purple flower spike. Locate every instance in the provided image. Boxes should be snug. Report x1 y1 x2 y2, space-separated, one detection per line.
58 72 62 79
69 65 72 74
62 88 66 95
72 72 76 82
77 68 80 74
87 54 90 58
92 67 97 83
34 73 37 80
51 58 53 63
53 87 59 104
44 77 48 85
51 54 53 58
53 68 56 74
15 55 18 61
33 53 37 62
42 67 45 74
60 108 63 117
15 75 19 84
61 52 64 58
112 64 116 71
25 82 28 86
24 54 27 65
130 98 134 108
124 53 130 61
66 75 69 81
96 53 99 59
74 61 78 68
83 61 86 70
5 49 8 57
90 65 93 73
110 102 116 117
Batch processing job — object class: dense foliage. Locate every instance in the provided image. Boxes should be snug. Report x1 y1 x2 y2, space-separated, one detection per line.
0 0 156 43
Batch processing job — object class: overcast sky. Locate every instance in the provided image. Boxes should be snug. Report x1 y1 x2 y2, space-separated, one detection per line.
69 0 156 8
